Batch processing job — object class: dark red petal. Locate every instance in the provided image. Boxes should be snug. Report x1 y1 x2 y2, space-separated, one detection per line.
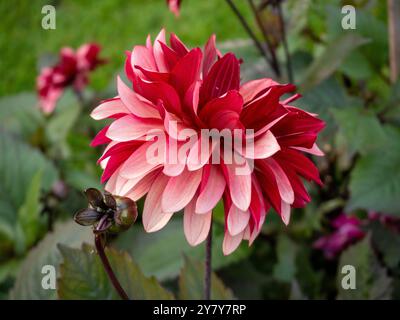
170 48 202 96
200 53 240 105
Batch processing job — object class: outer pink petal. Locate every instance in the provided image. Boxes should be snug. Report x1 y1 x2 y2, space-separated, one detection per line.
241 130 280 159
227 205 250 236
184 197 212 246
223 231 244 255
106 115 163 142
225 158 252 211
120 141 163 179
281 200 291 225
161 168 203 213
125 168 161 201
196 165 226 214
90 98 130 120
143 173 174 232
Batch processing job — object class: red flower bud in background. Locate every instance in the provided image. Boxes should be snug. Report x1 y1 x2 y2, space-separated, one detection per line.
166 0 182 17
37 43 106 114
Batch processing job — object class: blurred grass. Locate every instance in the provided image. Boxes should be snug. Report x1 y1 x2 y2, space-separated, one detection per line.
0 0 253 97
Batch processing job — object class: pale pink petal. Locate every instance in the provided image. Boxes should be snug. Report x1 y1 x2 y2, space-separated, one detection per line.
131 45 157 73
240 130 280 159
90 98 129 120
223 231 244 255
239 78 278 103
281 200 291 225
227 205 250 236
163 162 186 176
104 171 119 194
291 143 324 156
143 173 174 232
187 136 218 171
225 158 252 211
153 29 169 72
120 141 163 179
161 168 203 213
125 169 161 201
184 198 212 246
106 115 163 142
196 165 226 214
117 76 161 119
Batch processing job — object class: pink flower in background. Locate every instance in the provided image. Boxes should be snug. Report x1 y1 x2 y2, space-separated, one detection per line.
313 214 365 259
166 0 182 17
37 43 106 114
91 29 324 255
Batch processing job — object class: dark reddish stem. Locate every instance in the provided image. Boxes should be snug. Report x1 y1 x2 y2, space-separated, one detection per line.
94 234 129 300
276 1 293 82
204 221 213 300
224 0 274 73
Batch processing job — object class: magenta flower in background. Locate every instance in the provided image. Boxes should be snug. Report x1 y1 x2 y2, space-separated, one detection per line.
37 43 106 114
90 29 324 255
314 214 366 259
166 0 182 17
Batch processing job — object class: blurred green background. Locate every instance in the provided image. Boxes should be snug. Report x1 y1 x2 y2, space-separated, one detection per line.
1 0 400 301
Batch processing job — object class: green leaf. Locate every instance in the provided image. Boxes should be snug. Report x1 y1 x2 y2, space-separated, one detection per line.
347 128 400 215
0 132 58 256
46 102 80 144
370 221 400 270
58 243 174 300
300 34 369 92
9 220 92 299
273 234 297 283
332 107 387 155
294 78 357 140
178 256 234 300
16 171 45 254
113 218 250 281
0 92 44 139
337 235 392 299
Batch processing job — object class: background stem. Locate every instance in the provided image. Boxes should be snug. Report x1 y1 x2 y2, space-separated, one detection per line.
204 221 213 300
248 0 281 77
388 0 400 83
276 1 293 82
94 234 129 300
225 0 274 73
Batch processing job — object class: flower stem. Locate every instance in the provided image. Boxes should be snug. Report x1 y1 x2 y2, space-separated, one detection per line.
204 221 213 300
94 234 129 300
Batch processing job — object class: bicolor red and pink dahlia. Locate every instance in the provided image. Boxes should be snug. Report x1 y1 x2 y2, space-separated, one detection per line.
37 43 105 113
91 29 324 255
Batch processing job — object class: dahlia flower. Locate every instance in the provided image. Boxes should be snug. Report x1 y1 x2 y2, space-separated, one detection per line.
91 29 324 255
166 0 181 17
37 43 105 113
313 214 365 259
